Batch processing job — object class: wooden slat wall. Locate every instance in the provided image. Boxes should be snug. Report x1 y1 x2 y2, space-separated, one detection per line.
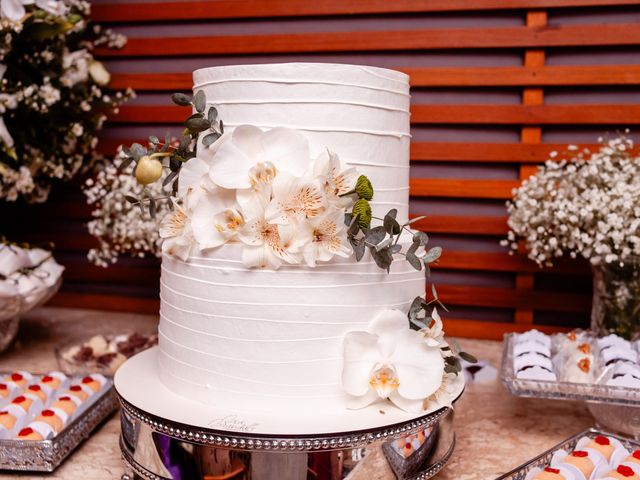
2 0 640 339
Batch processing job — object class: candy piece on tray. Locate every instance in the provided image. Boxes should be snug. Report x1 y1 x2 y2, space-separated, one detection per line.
601 346 638 367
559 357 594 384
516 365 557 381
10 394 43 414
598 335 632 352
3 371 33 388
25 384 53 404
34 408 67 434
560 450 605 480
517 330 552 349
606 363 640 389
514 340 552 358
599 465 640 480
525 466 579 480
16 421 54 441
65 384 92 402
0 382 21 404
515 352 555 373
40 372 69 391
50 395 80 417
621 462 640 477
626 450 640 467
80 374 107 393
0 404 28 431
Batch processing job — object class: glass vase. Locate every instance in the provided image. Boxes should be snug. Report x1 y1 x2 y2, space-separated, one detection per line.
591 259 640 340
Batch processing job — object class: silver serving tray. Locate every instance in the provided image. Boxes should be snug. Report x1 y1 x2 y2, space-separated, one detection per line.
501 333 640 406
0 376 118 472
495 428 640 480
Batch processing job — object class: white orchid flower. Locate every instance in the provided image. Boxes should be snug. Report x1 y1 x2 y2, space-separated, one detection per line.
190 189 243 249
301 209 352 267
264 172 325 225
207 125 309 189
420 307 445 347
313 149 358 207
342 309 445 413
159 202 193 261
0 0 25 20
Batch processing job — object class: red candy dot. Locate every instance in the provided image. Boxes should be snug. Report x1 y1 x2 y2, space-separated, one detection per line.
0 384 6 390
594 435 610 446
572 450 588 457
11 373 22 382
69 386 81 392
617 465 635 477
12 396 26 404
0 411 8 416
405 442 411 449
28 385 41 392
59 396 71 401
41 376 53 383
544 467 560 474
18 427 33 437
633 450 640 460
82 377 93 384
41 410 55 417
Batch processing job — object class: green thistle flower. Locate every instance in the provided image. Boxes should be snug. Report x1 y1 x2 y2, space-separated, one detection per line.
352 199 372 230
355 175 374 200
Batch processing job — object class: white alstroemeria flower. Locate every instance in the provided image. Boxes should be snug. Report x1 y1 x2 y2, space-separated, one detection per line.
237 194 301 269
342 309 445 413
159 202 193 261
313 149 358 207
264 172 325 225
190 190 243 249
420 307 445 347
236 161 276 215
301 209 352 267
208 125 310 189
0 245 30 276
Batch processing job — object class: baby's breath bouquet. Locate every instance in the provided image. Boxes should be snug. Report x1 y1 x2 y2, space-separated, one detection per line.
0 0 133 202
504 133 640 339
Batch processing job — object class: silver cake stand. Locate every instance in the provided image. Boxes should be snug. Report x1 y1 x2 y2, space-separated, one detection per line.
116 349 462 480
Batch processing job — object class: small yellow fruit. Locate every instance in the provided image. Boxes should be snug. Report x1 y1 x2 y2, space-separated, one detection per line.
135 156 163 185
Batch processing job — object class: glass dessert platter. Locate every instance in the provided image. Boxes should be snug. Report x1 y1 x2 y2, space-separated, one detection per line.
500 333 640 437
116 348 464 480
0 276 62 353
495 428 640 480
0 372 117 472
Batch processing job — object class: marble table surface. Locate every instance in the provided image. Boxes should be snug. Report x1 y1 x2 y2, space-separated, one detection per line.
0 307 596 480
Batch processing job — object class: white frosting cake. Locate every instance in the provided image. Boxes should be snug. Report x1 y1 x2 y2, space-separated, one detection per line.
156 63 460 416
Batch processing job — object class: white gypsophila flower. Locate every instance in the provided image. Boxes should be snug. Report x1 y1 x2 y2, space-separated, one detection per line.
505 134 640 266
60 49 90 87
71 123 83 137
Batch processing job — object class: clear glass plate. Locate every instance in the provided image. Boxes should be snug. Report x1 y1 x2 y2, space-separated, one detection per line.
500 333 640 407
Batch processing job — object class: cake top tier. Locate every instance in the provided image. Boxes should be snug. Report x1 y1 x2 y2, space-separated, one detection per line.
193 62 410 95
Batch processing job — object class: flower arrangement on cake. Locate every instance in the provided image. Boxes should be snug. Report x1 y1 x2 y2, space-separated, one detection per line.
95 80 474 414
0 0 133 202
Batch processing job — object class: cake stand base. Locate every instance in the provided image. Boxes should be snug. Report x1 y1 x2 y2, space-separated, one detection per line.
116 349 461 479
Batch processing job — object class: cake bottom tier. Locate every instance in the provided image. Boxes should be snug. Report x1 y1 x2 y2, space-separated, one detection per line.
157 244 425 412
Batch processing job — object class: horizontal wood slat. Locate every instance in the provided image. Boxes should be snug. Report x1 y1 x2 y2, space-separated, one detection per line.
443 318 570 340
410 215 508 235
92 0 640 23
95 24 640 57
410 178 519 199
439 285 591 312
412 104 640 124
410 142 598 162
111 104 640 125
48 292 159 314
109 65 640 91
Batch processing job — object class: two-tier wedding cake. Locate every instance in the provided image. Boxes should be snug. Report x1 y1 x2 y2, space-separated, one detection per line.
116 63 464 435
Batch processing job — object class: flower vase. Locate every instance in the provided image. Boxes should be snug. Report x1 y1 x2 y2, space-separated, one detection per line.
591 259 640 340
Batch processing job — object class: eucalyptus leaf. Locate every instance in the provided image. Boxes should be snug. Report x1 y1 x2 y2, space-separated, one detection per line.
125 195 138 204
149 135 159 144
365 226 386 246
208 106 218 124
185 117 211 133
409 296 423 320
179 135 191 150
194 90 206 113
413 231 428 246
348 214 360 236
344 213 353 227
219 120 224 134
149 198 156 218
120 156 134 170
409 318 427 331
171 93 192 107
422 246 442 264
354 240 366 261
459 351 478 364
374 237 393 252
444 364 458 374
406 252 423 271
202 132 221 147
163 171 177 187
389 244 402 254
130 143 146 160
383 213 401 235
370 247 392 270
